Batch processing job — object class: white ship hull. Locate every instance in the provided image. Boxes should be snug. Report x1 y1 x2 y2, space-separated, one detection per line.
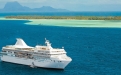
1 55 71 69
0 38 72 69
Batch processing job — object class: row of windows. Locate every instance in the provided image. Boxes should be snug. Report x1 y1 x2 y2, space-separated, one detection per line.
51 51 64 52
53 60 62 62
38 59 62 62
34 53 65 56
2 51 66 56
3 51 13 53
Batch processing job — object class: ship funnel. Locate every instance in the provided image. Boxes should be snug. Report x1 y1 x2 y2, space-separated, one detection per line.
15 38 28 46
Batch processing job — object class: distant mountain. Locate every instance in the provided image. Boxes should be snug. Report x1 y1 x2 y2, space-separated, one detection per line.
0 1 69 12
2 1 31 11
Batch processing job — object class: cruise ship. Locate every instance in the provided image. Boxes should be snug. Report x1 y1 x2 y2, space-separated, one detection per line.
0 38 72 69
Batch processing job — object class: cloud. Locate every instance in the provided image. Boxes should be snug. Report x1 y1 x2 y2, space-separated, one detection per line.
65 0 121 5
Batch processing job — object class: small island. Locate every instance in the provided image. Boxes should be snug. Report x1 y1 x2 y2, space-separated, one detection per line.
5 15 121 20
2 15 121 28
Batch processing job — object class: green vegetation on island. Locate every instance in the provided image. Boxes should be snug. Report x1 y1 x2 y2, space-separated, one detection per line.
5 15 121 20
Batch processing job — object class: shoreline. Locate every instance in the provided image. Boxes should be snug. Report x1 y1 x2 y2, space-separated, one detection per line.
0 17 121 28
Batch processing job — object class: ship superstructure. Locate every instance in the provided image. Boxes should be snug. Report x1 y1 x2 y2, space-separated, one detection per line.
0 38 72 69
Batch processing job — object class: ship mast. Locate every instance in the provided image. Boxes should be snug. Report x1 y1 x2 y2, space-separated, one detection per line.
45 38 53 50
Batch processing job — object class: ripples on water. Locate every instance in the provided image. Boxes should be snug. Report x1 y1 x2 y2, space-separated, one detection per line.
0 20 121 75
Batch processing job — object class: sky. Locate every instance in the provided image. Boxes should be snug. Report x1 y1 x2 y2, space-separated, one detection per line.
0 0 121 11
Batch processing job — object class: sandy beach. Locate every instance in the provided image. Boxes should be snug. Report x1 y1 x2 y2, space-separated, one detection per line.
0 17 121 28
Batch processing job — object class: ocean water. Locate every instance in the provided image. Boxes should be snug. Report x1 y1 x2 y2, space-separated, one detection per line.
0 12 121 17
0 12 121 75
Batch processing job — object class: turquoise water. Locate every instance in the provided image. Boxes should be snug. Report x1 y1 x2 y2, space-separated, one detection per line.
0 12 121 75
26 19 121 27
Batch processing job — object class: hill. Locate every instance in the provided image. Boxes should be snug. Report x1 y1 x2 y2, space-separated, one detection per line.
0 1 69 12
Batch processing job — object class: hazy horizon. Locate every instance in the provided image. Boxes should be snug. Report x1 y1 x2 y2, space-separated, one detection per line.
0 0 121 11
